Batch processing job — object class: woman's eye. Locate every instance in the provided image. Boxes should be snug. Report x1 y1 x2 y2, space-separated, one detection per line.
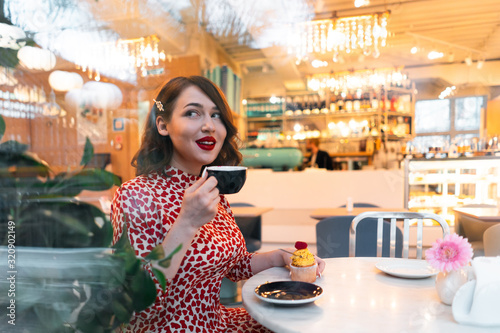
212 112 222 119
185 110 199 117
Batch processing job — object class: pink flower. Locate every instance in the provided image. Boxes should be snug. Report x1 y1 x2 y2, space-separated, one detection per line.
425 233 473 273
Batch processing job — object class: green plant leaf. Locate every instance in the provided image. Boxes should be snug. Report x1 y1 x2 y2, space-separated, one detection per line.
157 243 183 268
0 47 20 68
0 140 29 154
81 137 94 166
47 168 121 197
145 244 165 260
111 300 132 325
130 270 157 312
152 268 167 292
0 114 5 141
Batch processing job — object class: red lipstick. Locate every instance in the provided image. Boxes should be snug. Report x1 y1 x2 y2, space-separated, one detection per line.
196 136 216 151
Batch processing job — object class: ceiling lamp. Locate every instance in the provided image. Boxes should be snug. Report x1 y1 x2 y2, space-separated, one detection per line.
427 51 444 60
49 71 84 92
17 46 56 71
0 22 26 50
65 81 123 113
307 66 408 92
288 11 390 63
354 0 370 8
74 35 167 81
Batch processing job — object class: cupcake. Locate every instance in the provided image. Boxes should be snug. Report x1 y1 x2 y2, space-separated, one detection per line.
289 241 317 283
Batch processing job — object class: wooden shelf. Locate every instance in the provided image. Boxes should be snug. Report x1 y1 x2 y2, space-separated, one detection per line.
330 152 373 157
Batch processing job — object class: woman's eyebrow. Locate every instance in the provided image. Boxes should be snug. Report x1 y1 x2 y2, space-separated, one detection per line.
183 102 219 111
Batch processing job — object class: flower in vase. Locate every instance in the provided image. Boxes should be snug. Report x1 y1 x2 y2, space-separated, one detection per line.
425 233 473 273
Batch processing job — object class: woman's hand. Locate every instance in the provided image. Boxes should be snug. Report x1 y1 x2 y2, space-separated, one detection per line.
315 256 326 277
177 172 220 230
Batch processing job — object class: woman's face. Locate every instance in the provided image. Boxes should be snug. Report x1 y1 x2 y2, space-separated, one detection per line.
157 85 227 175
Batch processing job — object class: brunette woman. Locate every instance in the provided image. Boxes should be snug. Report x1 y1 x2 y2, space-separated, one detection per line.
111 76 325 332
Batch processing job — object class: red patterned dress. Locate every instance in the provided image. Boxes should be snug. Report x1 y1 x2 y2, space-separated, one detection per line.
111 166 272 333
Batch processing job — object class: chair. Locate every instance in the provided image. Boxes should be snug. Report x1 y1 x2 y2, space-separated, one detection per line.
455 204 496 257
483 223 500 257
339 203 380 208
316 215 403 258
350 211 450 259
220 202 262 305
231 202 262 253
455 204 496 236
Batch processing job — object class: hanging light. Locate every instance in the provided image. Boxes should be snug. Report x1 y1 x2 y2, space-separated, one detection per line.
427 51 444 60
17 46 56 71
307 66 409 92
288 11 390 63
73 35 167 81
49 71 84 92
0 22 26 49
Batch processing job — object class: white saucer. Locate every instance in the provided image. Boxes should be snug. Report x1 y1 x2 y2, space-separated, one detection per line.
375 258 439 279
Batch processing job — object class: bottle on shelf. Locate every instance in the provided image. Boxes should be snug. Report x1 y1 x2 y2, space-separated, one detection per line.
302 95 310 114
353 90 361 112
329 93 337 113
371 91 379 110
345 91 353 113
390 93 398 112
337 92 345 113
380 86 387 112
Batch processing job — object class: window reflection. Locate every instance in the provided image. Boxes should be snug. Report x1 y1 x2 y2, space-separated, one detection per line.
455 96 482 131
415 99 450 133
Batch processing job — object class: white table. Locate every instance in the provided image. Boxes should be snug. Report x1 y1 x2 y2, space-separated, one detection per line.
242 257 498 333
453 207 500 222
231 206 273 218
310 207 407 220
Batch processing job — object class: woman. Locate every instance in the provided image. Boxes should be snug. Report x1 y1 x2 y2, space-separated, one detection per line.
111 76 325 333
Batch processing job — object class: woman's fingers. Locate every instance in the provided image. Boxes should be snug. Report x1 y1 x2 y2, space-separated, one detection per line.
316 257 326 277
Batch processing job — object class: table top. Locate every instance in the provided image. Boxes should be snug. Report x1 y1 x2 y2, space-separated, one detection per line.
242 257 498 333
231 206 273 218
453 207 500 221
310 207 407 220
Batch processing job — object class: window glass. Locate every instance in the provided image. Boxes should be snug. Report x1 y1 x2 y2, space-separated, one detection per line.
415 99 450 133
410 135 450 153
455 96 482 131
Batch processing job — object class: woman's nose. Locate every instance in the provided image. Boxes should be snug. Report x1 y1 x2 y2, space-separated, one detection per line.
202 118 215 132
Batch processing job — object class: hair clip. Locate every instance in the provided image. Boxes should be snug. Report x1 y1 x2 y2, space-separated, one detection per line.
153 99 164 112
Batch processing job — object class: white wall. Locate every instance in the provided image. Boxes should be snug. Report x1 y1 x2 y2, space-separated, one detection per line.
227 168 405 244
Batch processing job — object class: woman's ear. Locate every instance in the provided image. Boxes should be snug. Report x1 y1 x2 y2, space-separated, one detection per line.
156 116 169 136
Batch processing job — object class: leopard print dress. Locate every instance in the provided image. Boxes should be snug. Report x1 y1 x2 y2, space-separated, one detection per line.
111 166 272 333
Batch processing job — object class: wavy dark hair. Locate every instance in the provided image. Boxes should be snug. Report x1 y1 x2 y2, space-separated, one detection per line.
132 76 242 176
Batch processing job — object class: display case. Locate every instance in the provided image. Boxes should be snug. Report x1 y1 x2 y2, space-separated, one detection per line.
404 156 500 225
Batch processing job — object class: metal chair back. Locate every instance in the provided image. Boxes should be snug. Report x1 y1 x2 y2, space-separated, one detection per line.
350 211 450 259
316 215 403 258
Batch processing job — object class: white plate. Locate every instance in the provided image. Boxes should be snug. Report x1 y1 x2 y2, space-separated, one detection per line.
254 281 324 305
375 259 439 279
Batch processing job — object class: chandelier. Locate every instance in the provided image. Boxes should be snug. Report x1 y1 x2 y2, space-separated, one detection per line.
288 11 390 63
75 35 167 81
307 67 408 92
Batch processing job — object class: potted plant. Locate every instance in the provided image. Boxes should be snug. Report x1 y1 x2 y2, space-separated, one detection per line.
0 114 174 332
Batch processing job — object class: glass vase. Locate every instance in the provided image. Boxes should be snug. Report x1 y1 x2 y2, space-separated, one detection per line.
435 267 470 305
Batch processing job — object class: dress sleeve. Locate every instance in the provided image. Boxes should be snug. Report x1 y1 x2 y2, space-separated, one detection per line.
111 182 165 257
225 251 256 282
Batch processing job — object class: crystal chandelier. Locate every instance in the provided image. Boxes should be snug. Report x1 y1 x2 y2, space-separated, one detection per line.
75 35 167 81
288 11 390 63
307 67 408 92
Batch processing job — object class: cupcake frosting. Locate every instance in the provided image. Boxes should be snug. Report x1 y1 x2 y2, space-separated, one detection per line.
291 241 316 267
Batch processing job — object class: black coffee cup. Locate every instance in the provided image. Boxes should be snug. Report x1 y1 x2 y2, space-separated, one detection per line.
205 166 247 194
